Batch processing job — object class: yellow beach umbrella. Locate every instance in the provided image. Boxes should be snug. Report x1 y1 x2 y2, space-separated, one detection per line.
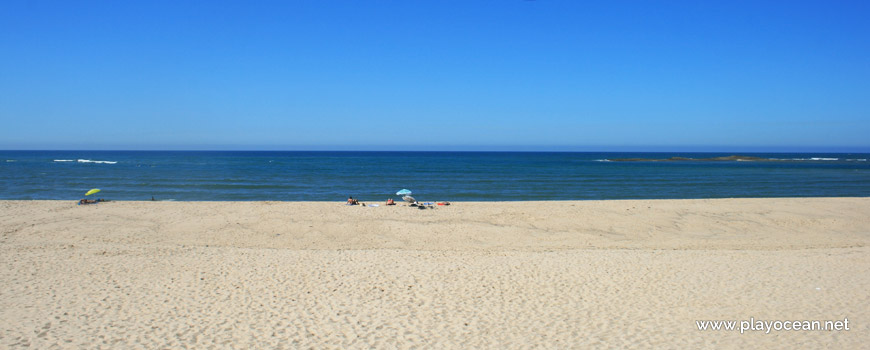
85 188 101 196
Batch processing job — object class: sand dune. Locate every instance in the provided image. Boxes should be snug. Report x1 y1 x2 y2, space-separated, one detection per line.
1 198 868 348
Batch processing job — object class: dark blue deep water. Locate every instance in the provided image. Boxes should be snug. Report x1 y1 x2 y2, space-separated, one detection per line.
0 151 868 201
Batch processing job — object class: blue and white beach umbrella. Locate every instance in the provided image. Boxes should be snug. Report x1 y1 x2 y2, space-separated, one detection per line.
396 189 412 196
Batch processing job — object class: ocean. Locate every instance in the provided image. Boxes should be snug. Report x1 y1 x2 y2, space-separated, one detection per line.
1 151 868 201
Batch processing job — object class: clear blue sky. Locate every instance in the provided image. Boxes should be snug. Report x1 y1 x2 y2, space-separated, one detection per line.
1 0 868 151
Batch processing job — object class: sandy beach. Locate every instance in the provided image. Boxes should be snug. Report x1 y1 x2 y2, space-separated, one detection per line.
1 198 868 348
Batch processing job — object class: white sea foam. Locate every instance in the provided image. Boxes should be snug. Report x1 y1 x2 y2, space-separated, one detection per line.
593 159 611 162
5 160 16 162
778 158 840 161
54 159 75 162
846 159 867 162
76 159 118 164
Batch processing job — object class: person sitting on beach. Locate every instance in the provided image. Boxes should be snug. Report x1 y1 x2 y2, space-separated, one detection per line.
347 196 359 205
386 198 395 205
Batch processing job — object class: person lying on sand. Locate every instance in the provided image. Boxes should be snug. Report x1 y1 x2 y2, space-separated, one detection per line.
78 198 107 205
386 198 395 205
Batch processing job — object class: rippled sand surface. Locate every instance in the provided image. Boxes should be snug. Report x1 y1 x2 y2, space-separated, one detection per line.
1 198 868 349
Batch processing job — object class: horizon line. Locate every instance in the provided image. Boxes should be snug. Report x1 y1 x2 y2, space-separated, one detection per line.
2 148 870 153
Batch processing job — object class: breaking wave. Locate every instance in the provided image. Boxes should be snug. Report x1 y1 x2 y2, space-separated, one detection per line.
77 159 118 164
54 159 117 164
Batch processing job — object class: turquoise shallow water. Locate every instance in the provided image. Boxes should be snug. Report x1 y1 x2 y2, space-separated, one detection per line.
0 151 868 201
